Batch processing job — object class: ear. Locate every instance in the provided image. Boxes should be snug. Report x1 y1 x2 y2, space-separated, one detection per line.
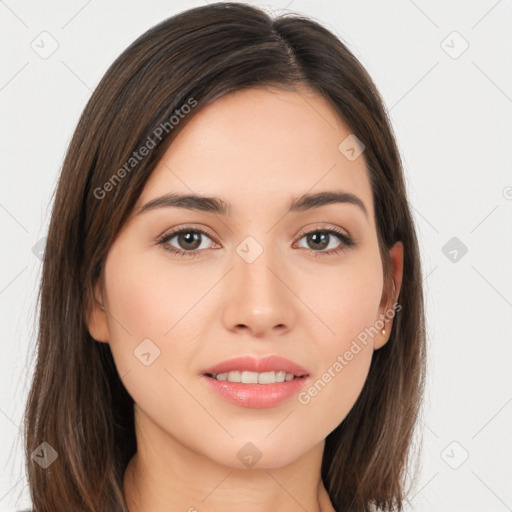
374 241 404 351
85 280 110 343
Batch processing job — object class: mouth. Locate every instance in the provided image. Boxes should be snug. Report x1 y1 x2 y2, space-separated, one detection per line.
201 354 309 380
204 370 307 384
200 371 309 409
199 355 310 408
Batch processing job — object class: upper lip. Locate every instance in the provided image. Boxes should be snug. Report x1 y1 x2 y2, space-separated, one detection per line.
202 355 309 377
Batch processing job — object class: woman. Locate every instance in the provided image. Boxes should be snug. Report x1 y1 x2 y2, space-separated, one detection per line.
23 2 426 511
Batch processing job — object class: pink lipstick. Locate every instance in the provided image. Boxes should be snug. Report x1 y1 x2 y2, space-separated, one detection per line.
200 355 310 409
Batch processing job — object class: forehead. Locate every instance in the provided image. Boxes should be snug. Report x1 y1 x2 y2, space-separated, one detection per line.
135 86 374 220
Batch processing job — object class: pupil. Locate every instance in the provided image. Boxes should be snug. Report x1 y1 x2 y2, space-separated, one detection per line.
180 232 200 250
309 232 328 250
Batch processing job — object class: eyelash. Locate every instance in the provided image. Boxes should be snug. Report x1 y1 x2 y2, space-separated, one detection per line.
156 225 355 259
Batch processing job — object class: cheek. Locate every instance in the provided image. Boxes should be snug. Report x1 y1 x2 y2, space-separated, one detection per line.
103 242 213 348
101 244 217 402
298 343 373 436
295 295 377 442
101 248 212 451
100 244 175 379
297 245 383 349
293 250 382 430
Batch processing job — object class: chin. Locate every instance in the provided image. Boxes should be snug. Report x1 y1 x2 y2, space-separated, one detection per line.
205 435 311 471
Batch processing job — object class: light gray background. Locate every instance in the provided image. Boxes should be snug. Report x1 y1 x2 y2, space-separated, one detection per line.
1 1 511 510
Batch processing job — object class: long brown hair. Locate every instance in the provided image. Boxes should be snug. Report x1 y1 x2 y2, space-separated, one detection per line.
23 3 426 511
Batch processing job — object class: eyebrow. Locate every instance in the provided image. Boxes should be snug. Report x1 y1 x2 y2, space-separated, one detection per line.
137 190 368 218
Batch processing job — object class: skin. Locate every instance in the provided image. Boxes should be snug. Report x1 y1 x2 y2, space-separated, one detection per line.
87 85 403 512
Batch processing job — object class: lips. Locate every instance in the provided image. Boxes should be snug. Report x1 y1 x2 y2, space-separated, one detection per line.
201 355 309 378
200 356 311 408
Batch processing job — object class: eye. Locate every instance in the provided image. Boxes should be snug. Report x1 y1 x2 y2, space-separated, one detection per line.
157 227 218 258
294 227 355 256
156 225 355 259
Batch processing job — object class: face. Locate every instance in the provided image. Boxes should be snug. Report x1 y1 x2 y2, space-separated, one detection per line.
87 86 403 469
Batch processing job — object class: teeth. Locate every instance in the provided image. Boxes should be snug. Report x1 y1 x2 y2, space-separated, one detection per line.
228 371 241 382
211 370 299 384
241 371 258 384
274 370 286 383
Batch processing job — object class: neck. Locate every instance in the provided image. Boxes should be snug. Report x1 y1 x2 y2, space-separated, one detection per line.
123 406 335 512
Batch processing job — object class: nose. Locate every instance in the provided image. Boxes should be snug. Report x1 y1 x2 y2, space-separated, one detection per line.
221 243 296 338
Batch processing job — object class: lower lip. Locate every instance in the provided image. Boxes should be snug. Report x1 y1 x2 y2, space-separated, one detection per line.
200 374 309 409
